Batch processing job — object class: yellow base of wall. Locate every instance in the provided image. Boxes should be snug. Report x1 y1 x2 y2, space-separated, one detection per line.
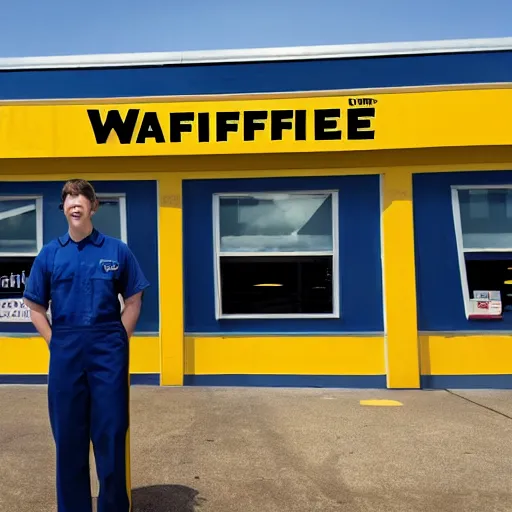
3 333 512 387
184 335 385 375
0 335 160 375
420 334 512 375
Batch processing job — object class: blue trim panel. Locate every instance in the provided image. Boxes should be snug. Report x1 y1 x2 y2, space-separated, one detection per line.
184 374 387 388
183 175 383 333
184 332 384 336
464 252 512 261
129 373 160 385
0 373 160 385
0 374 47 384
413 170 512 331
0 180 159 333
421 374 512 389
1 51 512 100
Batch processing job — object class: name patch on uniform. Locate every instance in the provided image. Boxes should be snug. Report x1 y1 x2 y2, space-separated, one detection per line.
100 259 119 273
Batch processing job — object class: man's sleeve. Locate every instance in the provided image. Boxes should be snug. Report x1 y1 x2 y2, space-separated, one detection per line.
119 244 150 300
23 248 51 309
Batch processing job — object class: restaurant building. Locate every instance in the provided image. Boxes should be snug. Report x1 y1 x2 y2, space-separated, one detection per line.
1 36 512 389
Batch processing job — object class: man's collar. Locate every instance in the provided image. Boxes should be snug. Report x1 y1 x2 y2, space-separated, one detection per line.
58 228 104 247
58 233 70 246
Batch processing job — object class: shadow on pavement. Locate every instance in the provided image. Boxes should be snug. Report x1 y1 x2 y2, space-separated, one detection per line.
131 485 202 512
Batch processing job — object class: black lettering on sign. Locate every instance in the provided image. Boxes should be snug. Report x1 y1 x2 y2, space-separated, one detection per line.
88 109 139 144
347 108 375 140
244 111 268 141
87 105 378 146
314 109 341 140
295 110 307 141
270 110 293 141
170 112 194 143
349 98 378 106
197 112 210 143
136 112 165 144
216 112 240 142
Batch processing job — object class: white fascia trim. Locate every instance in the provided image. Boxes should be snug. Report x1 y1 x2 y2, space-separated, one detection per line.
1 37 512 70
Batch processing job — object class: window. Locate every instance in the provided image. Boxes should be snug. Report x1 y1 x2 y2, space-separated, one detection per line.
0 197 42 321
452 186 512 319
213 191 339 319
0 197 42 256
95 194 127 243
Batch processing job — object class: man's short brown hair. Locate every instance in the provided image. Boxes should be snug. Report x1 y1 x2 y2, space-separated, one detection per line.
61 179 98 205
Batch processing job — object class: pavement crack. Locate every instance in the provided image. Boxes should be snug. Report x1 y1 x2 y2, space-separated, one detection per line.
446 390 512 421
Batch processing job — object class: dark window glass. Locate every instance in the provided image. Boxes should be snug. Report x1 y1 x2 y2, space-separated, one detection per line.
219 255 333 315
465 258 512 313
0 256 34 298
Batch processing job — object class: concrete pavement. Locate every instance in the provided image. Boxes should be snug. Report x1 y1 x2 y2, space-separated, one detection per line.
1 385 512 511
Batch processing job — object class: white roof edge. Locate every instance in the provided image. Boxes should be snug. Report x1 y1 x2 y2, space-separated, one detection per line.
1 37 512 71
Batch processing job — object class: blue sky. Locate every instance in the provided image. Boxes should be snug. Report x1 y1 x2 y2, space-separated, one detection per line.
1 0 511 58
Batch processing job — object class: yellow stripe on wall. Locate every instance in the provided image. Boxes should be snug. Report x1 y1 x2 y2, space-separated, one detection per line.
129 336 161 374
1 89 512 159
184 336 385 375
0 336 160 375
158 175 185 386
420 335 512 375
1 147 512 181
381 169 420 389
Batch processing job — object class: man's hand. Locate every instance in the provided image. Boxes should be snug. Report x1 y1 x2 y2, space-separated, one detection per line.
23 299 52 345
121 292 143 339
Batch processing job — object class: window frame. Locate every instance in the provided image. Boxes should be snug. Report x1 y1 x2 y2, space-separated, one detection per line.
96 193 128 244
0 195 43 257
212 189 340 320
451 184 512 319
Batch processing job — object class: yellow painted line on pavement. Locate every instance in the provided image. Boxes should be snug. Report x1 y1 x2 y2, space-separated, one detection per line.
360 399 403 407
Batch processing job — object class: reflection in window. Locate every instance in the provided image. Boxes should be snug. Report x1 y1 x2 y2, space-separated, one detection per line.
459 188 512 249
467 190 489 219
219 193 333 252
94 199 122 241
0 198 40 255
214 191 338 318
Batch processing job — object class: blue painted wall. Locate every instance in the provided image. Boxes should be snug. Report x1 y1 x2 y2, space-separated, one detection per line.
182 175 383 334
413 170 512 332
1 51 511 100
0 180 159 333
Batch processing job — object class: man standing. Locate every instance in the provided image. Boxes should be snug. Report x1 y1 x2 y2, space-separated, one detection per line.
23 179 149 512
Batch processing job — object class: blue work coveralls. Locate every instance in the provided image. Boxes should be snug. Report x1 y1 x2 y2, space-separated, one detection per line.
23 228 150 512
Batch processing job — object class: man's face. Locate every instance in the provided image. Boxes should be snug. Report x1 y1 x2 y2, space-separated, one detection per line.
63 193 95 230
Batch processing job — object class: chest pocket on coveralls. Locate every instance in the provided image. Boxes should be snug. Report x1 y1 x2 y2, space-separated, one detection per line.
90 261 121 307
50 267 76 306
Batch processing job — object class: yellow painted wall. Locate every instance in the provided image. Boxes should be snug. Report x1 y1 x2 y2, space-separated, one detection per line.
0 336 160 375
158 175 184 386
1 89 512 159
420 335 512 376
184 336 385 376
2 146 512 180
381 169 420 388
